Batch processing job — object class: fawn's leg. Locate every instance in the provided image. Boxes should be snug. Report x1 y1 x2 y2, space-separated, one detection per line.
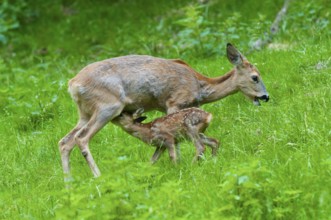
162 134 178 164
151 130 178 164
187 129 206 162
175 143 181 163
199 133 220 156
151 146 166 163
167 143 177 164
193 139 206 162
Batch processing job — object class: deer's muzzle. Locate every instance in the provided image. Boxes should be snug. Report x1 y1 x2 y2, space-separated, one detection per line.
259 95 269 102
253 95 269 106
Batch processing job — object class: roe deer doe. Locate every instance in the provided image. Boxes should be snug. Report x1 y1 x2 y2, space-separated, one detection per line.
112 108 219 163
59 43 269 179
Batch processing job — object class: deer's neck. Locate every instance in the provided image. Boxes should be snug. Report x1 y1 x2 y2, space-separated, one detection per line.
198 70 238 104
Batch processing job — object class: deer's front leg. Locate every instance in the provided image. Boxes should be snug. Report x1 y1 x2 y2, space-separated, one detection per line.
59 116 89 183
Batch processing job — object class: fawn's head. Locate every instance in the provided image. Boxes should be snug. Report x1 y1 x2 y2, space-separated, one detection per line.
114 108 147 126
227 43 269 106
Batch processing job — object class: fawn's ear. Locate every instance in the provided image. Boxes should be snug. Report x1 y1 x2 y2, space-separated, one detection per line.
134 116 147 123
226 43 244 66
133 108 145 118
136 108 145 115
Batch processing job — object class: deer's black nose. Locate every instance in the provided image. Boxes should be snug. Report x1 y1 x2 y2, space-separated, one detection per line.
260 95 269 102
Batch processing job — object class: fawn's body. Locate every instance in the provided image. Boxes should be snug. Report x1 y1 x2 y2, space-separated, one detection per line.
113 108 219 163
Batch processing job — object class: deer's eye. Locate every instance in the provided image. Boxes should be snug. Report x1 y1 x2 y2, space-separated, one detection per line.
251 75 259 83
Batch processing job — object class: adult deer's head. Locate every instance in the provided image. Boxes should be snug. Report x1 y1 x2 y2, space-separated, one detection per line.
227 43 269 106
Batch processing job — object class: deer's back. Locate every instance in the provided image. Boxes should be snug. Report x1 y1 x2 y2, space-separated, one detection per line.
69 55 202 112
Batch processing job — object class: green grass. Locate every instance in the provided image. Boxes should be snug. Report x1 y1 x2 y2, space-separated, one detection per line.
1 0 331 219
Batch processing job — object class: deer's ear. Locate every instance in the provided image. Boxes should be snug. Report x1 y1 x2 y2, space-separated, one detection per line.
134 116 147 123
226 43 244 66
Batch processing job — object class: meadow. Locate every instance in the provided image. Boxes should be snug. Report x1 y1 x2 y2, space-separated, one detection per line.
0 0 330 219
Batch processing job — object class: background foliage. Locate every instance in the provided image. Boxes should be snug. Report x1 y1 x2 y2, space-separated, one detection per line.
1 0 330 219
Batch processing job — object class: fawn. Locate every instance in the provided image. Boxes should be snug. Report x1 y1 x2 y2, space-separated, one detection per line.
112 107 219 163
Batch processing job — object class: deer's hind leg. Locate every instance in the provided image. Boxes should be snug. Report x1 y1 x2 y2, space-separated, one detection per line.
74 101 125 177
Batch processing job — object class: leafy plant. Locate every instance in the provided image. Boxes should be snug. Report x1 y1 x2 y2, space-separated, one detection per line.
171 4 271 57
0 0 26 44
